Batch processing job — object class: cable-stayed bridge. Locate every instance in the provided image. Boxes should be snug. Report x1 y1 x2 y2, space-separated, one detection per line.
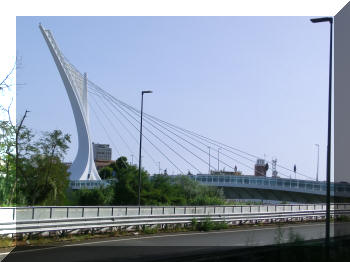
39 24 350 202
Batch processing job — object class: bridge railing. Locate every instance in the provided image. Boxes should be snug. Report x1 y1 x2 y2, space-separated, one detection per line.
0 204 350 236
192 175 350 197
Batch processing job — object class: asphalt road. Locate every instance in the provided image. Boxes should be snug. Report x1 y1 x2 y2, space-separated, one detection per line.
2 222 350 262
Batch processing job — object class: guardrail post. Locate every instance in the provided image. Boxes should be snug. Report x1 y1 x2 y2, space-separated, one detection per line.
50 207 52 219
67 208 69 218
249 206 251 213
214 206 216 214
195 206 197 214
32 208 35 219
12 208 15 220
111 207 114 216
184 207 186 214
204 206 206 214
174 206 176 214
151 206 153 215
97 207 100 217
162 207 165 215
241 206 243 213
138 206 141 215
223 206 225 214
126 207 128 216
82 207 84 217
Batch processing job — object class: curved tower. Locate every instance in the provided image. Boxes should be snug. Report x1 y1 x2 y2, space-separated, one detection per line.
39 24 101 181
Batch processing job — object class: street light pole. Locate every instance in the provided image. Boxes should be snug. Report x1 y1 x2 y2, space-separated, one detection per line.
217 148 221 172
310 16 333 246
208 146 211 174
315 144 320 182
138 90 152 206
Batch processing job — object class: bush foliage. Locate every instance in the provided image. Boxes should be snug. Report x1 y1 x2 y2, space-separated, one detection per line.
71 156 226 206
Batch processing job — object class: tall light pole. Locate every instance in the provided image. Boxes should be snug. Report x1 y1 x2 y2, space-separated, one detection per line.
208 146 211 174
315 144 320 182
217 147 221 172
138 90 152 206
310 16 333 246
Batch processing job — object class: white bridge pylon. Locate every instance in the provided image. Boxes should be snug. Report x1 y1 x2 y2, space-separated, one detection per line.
39 24 101 181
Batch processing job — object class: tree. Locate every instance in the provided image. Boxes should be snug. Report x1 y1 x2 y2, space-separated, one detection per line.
99 166 114 179
110 157 226 206
75 186 114 206
0 65 18 205
0 120 16 205
112 156 152 205
0 64 15 92
1 64 72 206
18 129 71 205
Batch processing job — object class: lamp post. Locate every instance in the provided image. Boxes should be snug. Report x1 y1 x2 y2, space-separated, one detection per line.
315 144 320 182
217 147 221 172
208 146 211 174
310 16 333 246
138 90 153 206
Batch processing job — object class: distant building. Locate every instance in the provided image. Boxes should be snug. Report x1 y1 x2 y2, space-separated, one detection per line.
254 159 267 177
95 160 114 170
93 143 112 161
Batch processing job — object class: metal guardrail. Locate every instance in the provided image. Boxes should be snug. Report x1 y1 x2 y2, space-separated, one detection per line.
0 204 349 236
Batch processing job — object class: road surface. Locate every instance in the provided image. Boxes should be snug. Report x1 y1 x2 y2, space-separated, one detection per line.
1 222 350 262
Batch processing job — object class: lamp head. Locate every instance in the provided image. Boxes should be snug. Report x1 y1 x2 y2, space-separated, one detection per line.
310 17 333 23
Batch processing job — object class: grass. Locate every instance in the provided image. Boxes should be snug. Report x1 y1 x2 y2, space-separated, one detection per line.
0 237 14 248
191 217 228 231
335 215 350 222
141 225 159 234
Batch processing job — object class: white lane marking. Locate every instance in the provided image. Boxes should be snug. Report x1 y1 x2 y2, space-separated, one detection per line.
4 222 326 255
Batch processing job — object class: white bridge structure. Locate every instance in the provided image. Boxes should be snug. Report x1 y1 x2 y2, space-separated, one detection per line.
36 24 350 203
39 24 100 181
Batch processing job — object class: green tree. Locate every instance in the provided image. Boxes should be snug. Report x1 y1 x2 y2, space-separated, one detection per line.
18 129 71 205
0 110 31 205
0 120 16 205
76 186 114 206
111 158 225 206
112 157 152 205
99 166 114 179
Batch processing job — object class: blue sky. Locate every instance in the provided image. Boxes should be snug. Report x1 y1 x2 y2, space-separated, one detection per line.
16 16 331 181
